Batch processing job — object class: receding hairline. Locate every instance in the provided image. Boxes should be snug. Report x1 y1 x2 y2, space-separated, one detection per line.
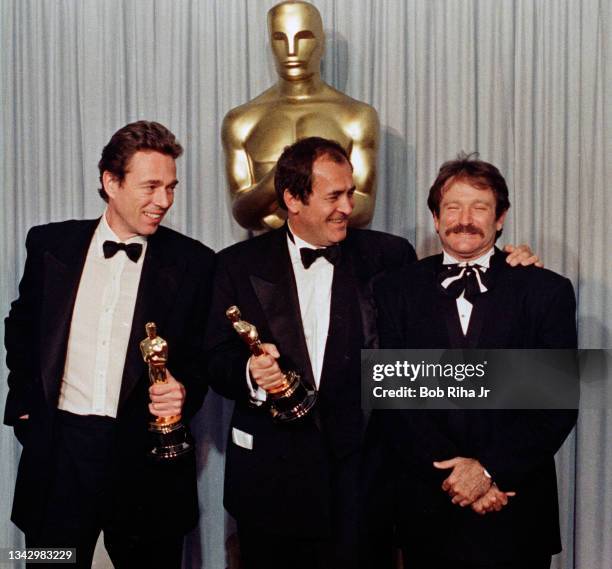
312 150 353 170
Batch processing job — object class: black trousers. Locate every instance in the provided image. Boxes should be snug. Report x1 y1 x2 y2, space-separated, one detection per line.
401 550 552 569
24 411 183 569
238 524 334 569
238 452 362 569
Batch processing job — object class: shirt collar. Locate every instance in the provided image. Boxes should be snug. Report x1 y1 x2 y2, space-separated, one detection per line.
442 247 494 269
94 211 148 259
286 222 327 267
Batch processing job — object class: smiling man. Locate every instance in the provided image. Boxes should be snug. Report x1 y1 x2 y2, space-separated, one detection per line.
432 178 508 262
205 137 416 569
4 121 215 568
375 153 577 569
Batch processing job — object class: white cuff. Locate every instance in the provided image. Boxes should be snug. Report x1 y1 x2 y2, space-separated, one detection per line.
245 359 267 405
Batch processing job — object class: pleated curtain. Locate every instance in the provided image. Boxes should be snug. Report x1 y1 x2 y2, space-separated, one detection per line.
1 1 610 568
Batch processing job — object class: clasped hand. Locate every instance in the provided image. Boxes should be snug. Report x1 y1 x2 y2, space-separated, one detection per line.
434 457 516 514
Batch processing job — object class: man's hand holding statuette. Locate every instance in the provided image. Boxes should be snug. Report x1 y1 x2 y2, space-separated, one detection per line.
149 371 186 418
249 343 286 392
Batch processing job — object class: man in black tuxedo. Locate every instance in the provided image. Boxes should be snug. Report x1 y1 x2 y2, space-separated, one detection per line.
375 154 577 569
4 121 215 568
204 137 416 569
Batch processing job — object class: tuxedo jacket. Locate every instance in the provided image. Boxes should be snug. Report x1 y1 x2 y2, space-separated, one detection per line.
374 248 578 563
4 219 215 537
204 227 416 538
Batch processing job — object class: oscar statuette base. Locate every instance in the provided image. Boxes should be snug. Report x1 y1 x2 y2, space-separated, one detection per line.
148 419 193 461
268 370 318 422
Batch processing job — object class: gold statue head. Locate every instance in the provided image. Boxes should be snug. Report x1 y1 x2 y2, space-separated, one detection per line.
267 1 324 82
145 322 157 339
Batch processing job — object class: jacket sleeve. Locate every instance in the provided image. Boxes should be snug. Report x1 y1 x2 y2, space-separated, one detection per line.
204 253 255 403
477 276 579 489
171 243 216 423
400 238 418 267
4 227 45 426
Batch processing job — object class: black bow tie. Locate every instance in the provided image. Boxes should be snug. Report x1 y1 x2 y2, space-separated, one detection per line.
300 245 341 269
437 263 490 302
103 240 143 263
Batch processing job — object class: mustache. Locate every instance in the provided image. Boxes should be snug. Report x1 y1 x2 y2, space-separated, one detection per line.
445 223 484 237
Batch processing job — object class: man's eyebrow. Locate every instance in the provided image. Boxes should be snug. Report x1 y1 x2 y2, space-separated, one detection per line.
139 179 179 187
327 186 356 196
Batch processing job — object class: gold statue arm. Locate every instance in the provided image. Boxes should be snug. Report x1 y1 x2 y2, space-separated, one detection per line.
221 99 379 230
222 115 285 231
345 107 379 227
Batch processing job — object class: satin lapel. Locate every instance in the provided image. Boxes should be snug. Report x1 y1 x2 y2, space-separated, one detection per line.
464 248 505 347
249 231 316 388
465 298 487 348
319 243 354 395
431 257 468 348
353 262 376 429
351 245 378 350
118 232 182 410
40 221 98 409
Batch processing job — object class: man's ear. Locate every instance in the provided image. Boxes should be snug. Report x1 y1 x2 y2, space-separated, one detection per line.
102 171 120 200
284 189 302 214
432 212 440 233
496 210 508 231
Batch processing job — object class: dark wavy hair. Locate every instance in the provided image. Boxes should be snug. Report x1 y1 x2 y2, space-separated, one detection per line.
428 151 510 219
97 121 183 202
274 137 351 209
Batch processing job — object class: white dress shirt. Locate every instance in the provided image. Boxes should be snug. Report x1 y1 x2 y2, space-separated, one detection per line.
441 248 494 336
247 225 334 402
57 213 147 417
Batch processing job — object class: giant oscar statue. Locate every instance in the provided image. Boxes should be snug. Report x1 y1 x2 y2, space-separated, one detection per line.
222 0 379 230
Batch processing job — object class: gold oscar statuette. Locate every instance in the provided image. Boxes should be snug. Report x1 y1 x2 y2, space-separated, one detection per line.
226 306 317 422
140 322 192 460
